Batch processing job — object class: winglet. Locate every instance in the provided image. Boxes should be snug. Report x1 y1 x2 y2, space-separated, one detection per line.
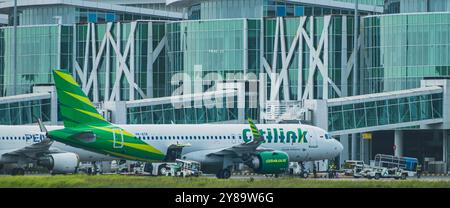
248 118 264 143
37 118 47 133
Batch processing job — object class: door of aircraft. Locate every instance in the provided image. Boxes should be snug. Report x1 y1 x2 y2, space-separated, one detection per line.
308 130 318 148
113 128 124 148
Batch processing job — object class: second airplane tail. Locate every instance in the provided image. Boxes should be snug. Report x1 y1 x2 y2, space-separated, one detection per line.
52 69 111 128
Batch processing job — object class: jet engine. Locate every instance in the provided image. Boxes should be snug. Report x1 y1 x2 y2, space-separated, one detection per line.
246 151 289 174
38 153 80 174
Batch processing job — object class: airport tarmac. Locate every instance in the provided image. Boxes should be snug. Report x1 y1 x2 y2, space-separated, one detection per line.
1 173 450 181
203 174 450 181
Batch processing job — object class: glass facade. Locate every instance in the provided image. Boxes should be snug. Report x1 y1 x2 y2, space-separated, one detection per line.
264 0 374 18
328 93 443 131
392 0 450 13
335 0 385 6
384 0 401 14
0 25 72 96
186 0 381 20
9 5 178 26
362 13 450 94
122 3 183 13
198 0 263 19
165 18 260 122
0 98 51 125
166 19 259 90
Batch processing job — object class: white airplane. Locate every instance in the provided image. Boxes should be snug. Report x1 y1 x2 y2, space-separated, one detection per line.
0 125 115 175
0 121 343 178
0 69 344 178
116 123 344 178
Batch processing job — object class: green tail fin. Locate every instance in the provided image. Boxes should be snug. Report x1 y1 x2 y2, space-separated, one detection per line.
53 69 111 128
248 118 264 142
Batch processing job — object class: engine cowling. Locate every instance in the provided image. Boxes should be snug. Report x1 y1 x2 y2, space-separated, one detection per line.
38 153 80 174
247 151 289 174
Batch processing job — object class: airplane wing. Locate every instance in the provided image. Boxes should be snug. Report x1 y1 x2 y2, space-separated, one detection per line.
207 119 273 156
1 138 63 159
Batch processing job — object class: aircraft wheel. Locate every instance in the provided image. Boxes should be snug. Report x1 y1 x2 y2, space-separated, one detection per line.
374 173 381 180
216 170 224 179
158 165 168 176
216 169 231 179
301 172 309 178
222 169 231 179
401 173 407 180
11 168 25 176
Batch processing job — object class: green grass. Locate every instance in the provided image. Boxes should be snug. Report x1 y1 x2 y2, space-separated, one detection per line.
0 175 449 188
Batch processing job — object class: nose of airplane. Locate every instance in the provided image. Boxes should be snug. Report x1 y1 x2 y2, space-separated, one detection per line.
334 140 344 156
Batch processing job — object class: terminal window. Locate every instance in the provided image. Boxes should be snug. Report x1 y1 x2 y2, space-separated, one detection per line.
276 6 286 17
294 6 305 16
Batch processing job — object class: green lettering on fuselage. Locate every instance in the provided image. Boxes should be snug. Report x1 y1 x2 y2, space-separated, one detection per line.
241 128 308 144
242 129 252 143
286 131 297 143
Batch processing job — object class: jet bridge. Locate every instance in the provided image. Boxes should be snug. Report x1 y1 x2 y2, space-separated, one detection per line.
301 78 450 136
326 86 444 135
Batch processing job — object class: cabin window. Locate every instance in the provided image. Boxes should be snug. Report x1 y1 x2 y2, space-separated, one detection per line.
194 136 197 140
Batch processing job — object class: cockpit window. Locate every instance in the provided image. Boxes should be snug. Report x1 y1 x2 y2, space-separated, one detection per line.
325 133 332 140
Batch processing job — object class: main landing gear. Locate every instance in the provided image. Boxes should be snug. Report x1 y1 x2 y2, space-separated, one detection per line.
216 169 231 179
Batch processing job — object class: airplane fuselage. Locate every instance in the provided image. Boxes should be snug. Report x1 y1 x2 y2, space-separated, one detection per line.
1 123 342 165
0 125 115 163
122 124 342 162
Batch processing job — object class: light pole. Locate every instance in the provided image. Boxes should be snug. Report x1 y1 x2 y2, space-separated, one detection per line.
12 0 17 95
353 0 358 96
351 0 359 161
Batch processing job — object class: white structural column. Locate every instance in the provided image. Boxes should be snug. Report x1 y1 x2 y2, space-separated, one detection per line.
351 133 358 160
360 136 370 163
243 19 248 76
394 130 403 157
339 135 350 164
147 22 154 98
443 131 447 167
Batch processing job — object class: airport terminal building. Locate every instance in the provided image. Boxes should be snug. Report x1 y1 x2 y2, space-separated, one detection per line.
0 0 450 172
